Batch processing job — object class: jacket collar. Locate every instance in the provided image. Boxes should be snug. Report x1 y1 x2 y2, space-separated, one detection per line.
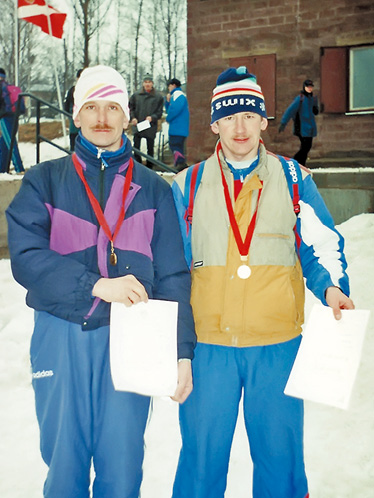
74 132 133 172
214 140 270 183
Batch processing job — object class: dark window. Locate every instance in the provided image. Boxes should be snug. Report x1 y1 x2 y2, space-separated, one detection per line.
229 54 276 119
320 44 374 114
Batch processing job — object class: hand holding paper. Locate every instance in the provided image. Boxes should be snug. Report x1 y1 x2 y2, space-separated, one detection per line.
93 275 148 306
136 119 151 132
285 304 370 409
325 286 355 320
171 360 193 404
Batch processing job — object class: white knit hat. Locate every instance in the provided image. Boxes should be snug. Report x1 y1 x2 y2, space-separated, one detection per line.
73 65 130 120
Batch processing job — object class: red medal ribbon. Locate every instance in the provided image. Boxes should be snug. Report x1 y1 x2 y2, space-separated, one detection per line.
216 142 263 259
72 153 134 264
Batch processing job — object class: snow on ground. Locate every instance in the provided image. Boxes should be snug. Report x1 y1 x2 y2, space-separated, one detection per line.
0 141 373 497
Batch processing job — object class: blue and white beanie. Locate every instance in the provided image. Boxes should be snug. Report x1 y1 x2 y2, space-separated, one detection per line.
210 66 267 124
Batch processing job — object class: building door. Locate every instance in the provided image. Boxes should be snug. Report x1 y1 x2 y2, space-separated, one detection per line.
229 54 276 118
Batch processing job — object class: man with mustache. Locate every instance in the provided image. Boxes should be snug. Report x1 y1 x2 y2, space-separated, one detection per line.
6 65 196 498
171 66 354 498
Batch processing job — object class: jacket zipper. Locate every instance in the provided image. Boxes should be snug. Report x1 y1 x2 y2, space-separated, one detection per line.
99 161 105 210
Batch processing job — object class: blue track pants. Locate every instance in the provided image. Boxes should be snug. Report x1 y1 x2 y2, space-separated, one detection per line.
30 311 150 498
0 115 24 173
172 338 308 498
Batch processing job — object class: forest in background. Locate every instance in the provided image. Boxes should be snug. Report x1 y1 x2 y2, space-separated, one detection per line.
1 0 187 104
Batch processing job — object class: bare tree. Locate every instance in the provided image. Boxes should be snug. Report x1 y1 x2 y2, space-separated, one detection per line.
133 0 145 89
0 3 15 80
69 0 112 67
0 0 187 114
157 0 186 81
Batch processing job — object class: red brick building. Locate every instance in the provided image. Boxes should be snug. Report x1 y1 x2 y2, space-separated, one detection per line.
186 0 374 167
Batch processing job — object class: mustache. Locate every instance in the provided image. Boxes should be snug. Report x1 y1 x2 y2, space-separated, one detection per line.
91 124 114 130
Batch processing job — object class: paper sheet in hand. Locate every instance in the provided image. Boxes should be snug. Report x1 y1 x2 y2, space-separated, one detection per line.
284 304 370 409
110 300 178 397
136 119 151 132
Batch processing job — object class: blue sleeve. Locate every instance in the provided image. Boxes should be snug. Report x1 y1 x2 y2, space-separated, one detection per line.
6 167 101 316
171 179 192 269
166 94 186 124
281 95 301 126
151 187 196 359
296 174 350 305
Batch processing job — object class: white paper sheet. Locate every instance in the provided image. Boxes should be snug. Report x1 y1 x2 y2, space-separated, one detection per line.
110 300 178 397
284 304 370 409
136 119 151 132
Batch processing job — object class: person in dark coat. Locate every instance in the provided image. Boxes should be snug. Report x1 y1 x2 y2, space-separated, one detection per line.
63 68 83 151
129 74 164 168
279 79 319 166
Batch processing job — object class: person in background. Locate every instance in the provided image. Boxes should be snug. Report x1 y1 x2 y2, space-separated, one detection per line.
278 79 319 166
171 66 354 498
64 68 83 151
6 65 196 498
165 78 190 171
0 67 25 174
129 74 164 168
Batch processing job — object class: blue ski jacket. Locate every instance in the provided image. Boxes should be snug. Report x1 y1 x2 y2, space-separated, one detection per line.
6 134 196 359
280 92 319 138
165 88 190 138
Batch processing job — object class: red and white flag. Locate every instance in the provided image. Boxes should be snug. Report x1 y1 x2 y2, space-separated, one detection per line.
18 0 67 39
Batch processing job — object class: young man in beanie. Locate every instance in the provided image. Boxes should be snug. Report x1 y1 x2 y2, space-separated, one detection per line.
171 66 354 498
129 74 164 168
279 79 319 166
6 65 195 498
165 78 190 171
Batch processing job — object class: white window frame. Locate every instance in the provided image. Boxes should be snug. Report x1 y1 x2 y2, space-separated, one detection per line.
349 45 374 113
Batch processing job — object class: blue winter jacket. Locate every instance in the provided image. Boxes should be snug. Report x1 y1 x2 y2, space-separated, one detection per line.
6 134 196 359
165 88 190 138
280 92 319 138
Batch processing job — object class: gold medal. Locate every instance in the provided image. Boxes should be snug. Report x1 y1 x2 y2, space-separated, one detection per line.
110 241 117 266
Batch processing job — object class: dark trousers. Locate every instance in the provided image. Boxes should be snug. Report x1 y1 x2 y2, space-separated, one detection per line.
133 133 155 168
169 135 187 170
294 136 313 166
69 132 78 151
0 115 24 173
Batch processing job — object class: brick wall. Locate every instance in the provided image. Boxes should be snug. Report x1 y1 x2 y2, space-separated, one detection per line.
186 0 374 165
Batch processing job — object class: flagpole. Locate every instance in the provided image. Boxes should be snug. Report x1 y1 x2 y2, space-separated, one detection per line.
46 6 68 148
14 0 19 85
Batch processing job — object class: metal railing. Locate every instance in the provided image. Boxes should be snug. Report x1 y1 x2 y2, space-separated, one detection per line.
6 93 177 174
